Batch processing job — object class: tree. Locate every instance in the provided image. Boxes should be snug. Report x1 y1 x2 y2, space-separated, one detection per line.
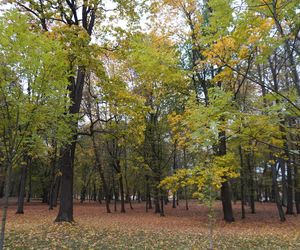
0 11 71 248
10 0 140 222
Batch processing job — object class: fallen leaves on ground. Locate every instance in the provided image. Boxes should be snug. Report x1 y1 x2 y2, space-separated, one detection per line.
5 200 300 249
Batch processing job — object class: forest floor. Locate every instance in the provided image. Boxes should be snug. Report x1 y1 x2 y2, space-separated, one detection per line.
4 200 300 249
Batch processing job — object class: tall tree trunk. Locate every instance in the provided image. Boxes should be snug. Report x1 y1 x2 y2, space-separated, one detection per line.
16 159 28 214
92 135 110 213
55 67 86 222
219 130 234 222
272 162 286 222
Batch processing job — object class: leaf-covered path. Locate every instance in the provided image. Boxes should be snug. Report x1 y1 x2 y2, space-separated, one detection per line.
5 200 300 249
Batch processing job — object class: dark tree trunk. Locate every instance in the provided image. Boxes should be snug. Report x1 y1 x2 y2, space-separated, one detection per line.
55 142 75 222
160 194 165 217
221 181 234 222
52 31 87 221
164 193 169 205
0 159 13 250
145 175 152 211
16 161 28 214
184 186 189 210
137 191 141 203
114 191 117 212
80 186 86 203
97 187 102 204
112 173 117 212
42 188 48 204
154 188 160 214
26 164 32 203
93 181 97 201
219 130 234 222
148 193 152 209
124 174 133 210
172 193 176 208
119 174 125 213
0 181 4 199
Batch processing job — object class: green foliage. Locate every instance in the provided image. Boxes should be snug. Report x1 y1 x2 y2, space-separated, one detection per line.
0 11 71 163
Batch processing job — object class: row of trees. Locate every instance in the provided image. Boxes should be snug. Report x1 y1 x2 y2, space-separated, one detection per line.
0 0 300 247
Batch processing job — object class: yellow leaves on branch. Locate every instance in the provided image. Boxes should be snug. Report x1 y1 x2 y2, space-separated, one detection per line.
160 153 239 198
203 36 237 66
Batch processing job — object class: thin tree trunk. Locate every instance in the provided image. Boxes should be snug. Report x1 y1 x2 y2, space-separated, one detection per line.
26 163 32 203
239 146 245 219
184 186 189 210
272 162 286 222
172 193 176 208
286 161 294 214
80 186 86 203
112 172 117 212
295 159 300 214
154 171 162 214
246 152 255 214
92 135 110 213
0 181 4 199
119 173 125 213
160 193 165 217
280 160 287 207
0 159 13 250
